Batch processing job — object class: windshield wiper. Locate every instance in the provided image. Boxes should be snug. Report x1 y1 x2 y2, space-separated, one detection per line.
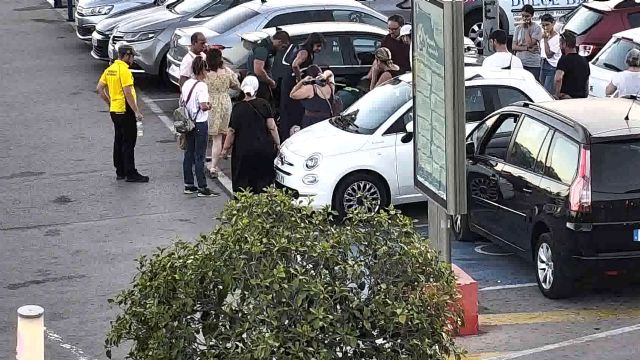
602 62 622 72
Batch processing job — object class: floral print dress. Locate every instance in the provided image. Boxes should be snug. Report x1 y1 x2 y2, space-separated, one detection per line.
205 67 240 136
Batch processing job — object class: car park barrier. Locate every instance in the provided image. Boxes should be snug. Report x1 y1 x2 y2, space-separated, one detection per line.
16 305 45 360
453 264 479 336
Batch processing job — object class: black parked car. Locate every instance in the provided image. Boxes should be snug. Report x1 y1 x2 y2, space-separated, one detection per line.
457 98 640 299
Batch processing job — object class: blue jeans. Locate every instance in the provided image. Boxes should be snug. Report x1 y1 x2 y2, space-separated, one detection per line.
539 60 556 94
183 121 208 189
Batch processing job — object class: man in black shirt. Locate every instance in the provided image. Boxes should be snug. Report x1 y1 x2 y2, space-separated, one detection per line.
554 33 590 99
380 14 411 74
246 30 291 104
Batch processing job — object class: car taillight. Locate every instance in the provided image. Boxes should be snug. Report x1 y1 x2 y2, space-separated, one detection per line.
578 44 595 57
569 146 591 213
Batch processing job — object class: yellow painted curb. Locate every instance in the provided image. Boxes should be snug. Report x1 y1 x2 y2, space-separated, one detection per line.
480 308 640 326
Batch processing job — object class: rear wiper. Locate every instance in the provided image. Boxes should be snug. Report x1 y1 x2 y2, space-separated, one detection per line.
603 62 622 72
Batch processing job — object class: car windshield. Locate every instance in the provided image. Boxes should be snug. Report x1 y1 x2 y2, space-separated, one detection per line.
564 6 603 35
169 0 212 15
593 38 640 72
202 6 259 33
330 78 412 135
592 140 640 194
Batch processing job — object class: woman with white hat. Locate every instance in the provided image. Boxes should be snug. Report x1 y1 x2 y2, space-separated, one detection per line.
221 76 280 194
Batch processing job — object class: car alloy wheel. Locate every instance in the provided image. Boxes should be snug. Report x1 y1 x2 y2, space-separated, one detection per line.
537 242 554 290
468 22 484 49
343 181 381 213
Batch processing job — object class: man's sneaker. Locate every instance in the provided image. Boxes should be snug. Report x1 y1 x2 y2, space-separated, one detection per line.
126 173 150 183
197 187 220 197
116 175 126 180
184 186 198 194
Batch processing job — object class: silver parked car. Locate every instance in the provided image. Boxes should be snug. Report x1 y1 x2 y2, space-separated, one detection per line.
75 0 171 41
107 0 251 81
166 0 388 85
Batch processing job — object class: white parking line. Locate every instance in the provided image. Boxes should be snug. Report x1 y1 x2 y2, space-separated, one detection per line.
138 93 234 194
147 97 179 102
485 323 640 359
479 283 537 292
46 329 95 360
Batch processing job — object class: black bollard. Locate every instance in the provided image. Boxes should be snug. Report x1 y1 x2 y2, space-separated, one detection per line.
67 0 74 21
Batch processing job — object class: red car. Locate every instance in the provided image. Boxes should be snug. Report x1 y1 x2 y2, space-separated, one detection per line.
562 0 640 60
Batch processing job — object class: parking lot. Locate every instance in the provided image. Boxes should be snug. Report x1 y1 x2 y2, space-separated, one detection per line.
1 0 640 359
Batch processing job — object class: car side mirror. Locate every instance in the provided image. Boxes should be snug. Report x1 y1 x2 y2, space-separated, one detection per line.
466 141 475 157
405 120 413 133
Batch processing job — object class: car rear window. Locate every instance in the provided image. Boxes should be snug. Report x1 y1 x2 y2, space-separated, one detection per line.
202 6 259 33
564 6 603 35
592 140 640 194
593 38 640 72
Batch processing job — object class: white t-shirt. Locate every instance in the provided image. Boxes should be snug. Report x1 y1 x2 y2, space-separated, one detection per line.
540 34 561 68
611 70 640 97
181 79 209 123
179 51 206 80
482 52 523 69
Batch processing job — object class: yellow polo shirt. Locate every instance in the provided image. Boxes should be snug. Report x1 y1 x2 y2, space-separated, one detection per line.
98 60 137 113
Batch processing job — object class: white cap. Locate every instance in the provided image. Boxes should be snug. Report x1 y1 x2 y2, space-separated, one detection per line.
240 75 259 97
400 24 412 36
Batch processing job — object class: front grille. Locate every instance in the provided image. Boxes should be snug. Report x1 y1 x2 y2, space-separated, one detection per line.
92 38 110 59
77 25 95 37
111 34 124 45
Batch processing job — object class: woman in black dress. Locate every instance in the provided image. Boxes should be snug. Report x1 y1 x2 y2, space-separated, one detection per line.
221 75 280 194
279 33 326 141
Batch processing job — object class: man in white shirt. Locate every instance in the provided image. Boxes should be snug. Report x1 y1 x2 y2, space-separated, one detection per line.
606 49 640 97
482 29 523 70
179 32 207 87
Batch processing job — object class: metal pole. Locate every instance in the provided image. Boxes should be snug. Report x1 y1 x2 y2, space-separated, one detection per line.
482 0 499 56
16 305 44 360
67 0 74 22
428 199 452 263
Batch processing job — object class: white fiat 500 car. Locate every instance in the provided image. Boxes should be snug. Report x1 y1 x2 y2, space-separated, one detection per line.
274 67 552 215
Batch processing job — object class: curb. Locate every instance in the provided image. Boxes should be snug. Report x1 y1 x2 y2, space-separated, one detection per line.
453 263 479 336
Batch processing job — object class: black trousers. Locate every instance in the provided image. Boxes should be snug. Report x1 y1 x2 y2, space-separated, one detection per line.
110 105 137 177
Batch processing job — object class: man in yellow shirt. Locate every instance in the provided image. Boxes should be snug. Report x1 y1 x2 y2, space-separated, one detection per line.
96 44 149 182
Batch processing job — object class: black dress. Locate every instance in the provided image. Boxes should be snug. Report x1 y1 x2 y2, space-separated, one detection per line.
229 98 277 194
279 48 314 141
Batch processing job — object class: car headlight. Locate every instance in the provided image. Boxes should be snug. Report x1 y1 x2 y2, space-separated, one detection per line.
302 174 319 185
79 5 113 16
303 153 322 171
122 30 160 43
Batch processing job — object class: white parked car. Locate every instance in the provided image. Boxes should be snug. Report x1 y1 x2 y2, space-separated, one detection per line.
589 28 640 97
274 67 552 215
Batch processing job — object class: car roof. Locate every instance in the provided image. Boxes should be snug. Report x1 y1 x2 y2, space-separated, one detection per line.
240 0 371 12
612 27 640 43
522 98 640 138
252 22 387 38
585 0 640 11
397 67 536 83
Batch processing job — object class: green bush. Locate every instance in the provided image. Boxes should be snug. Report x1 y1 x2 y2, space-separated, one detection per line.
105 187 464 359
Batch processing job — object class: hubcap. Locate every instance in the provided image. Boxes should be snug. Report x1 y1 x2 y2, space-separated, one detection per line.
343 181 381 213
537 243 554 290
468 22 484 49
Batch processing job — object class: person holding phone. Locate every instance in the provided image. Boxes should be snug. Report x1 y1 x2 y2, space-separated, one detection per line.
512 5 543 79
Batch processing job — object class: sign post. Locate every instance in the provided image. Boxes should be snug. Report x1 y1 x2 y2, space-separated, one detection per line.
482 0 500 55
412 0 467 263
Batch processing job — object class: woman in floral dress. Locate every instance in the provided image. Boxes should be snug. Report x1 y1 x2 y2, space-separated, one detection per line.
205 47 241 178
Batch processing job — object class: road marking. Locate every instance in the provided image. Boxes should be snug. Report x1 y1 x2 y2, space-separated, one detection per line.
458 352 505 360
138 92 235 194
138 93 177 135
46 329 95 360
480 308 640 326
484 323 640 360
479 283 537 292
474 244 514 256
146 97 179 102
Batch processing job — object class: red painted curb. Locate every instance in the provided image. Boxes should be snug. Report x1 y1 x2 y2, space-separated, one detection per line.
452 264 478 336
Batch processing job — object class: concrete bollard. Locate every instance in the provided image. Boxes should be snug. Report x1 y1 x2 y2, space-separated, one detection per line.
16 305 44 360
452 264 478 336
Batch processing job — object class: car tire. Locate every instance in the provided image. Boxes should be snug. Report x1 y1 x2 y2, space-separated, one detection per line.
535 232 574 299
333 172 389 218
452 214 480 242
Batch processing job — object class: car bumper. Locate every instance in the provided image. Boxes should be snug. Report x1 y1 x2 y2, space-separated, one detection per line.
108 39 159 74
166 53 181 86
91 31 110 61
273 151 334 210
75 14 106 40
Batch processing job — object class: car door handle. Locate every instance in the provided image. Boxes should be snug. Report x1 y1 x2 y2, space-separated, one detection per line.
522 188 533 194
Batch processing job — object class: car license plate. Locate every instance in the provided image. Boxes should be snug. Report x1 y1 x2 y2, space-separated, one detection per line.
634 229 640 242
275 171 285 184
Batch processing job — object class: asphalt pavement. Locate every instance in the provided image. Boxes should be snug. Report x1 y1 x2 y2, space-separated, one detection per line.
2 1 640 359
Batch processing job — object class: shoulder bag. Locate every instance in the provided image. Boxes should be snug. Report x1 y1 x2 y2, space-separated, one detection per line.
173 80 201 134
